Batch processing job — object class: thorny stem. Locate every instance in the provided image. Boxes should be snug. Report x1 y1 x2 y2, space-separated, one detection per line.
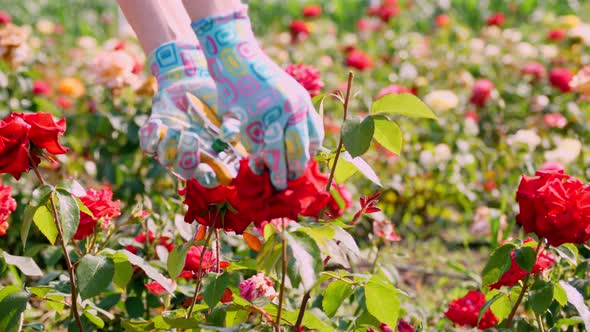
295 71 355 330
276 218 288 332
186 221 217 319
216 229 221 273
28 154 84 332
505 239 545 328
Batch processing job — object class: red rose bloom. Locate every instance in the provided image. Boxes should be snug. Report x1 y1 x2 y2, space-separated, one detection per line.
435 14 451 28
5 113 69 155
145 281 169 296
285 63 324 97
55 96 73 110
345 49 373 71
376 84 412 100
125 231 174 254
290 20 310 42
516 169 590 246
547 29 566 41
0 117 32 179
180 245 230 279
74 187 121 240
32 80 51 96
182 159 349 234
0 181 16 236
368 0 399 22
0 11 11 25
489 238 554 289
469 79 494 107
544 113 567 128
445 290 498 329
302 4 322 18
397 320 414 332
486 12 505 26
521 62 546 81
549 68 573 92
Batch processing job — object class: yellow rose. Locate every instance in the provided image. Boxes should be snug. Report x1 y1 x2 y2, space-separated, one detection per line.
58 77 86 98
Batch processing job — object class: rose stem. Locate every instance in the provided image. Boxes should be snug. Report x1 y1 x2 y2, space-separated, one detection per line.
186 214 217 319
294 71 354 330
505 239 545 328
29 154 84 332
276 218 288 331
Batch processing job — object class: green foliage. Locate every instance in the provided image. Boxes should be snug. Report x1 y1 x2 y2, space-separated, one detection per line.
323 280 354 317
364 276 400 329
482 243 516 287
514 247 536 273
201 273 230 308
167 243 192 279
285 231 323 291
342 117 375 158
0 286 30 332
371 93 438 120
76 254 115 300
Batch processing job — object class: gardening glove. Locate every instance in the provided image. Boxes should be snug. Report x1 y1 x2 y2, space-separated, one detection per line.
191 5 325 190
139 41 222 187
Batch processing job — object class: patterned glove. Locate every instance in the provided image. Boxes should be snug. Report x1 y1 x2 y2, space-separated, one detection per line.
139 41 221 187
191 5 324 190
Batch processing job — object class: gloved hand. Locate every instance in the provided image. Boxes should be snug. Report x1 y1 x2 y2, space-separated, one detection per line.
191 5 324 190
139 41 221 187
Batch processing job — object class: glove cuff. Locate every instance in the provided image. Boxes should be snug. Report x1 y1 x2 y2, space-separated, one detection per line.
147 41 209 90
191 5 256 57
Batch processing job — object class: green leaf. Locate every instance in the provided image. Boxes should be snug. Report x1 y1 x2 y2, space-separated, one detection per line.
364 276 400 328
0 287 30 332
83 310 105 328
514 247 536 273
112 252 133 289
201 272 230 308
125 297 145 319
554 283 568 306
167 243 191 279
121 319 154 332
285 231 323 291
21 184 53 248
529 279 554 315
1 252 43 277
558 281 590 330
342 116 375 158
372 118 402 155
371 93 438 119
490 292 512 322
482 243 516 286
554 244 578 266
122 250 175 295
256 234 281 278
33 205 58 245
75 197 94 218
340 151 382 186
331 155 357 184
323 279 354 317
55 190 80 243
76 254 115 300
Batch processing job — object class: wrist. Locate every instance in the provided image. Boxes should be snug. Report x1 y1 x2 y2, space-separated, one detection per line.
147 41 208 90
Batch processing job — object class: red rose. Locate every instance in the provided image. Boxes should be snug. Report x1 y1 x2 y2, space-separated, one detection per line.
435 14 450 28
445 290 498 329
521 62 546 81
145 281 169 296
345 49 373 71
55 96 73 109
376 84 412 100
0 11 11 25
32 80 51 96
290 20 310 42
549 68 573 92
180 245 230 279
516 169 590 246
486 12 505 26
464 110 479 123
489 238 554 289
397 320 414 332
368 0 399 22
547 29 566 41
285 63 324 97
0 117 32 179
74 187 121 240
0 181 16 236
302 4 322 18
544 113 567 128
469 79 494 107
5 113 69 155
125 231 174 254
